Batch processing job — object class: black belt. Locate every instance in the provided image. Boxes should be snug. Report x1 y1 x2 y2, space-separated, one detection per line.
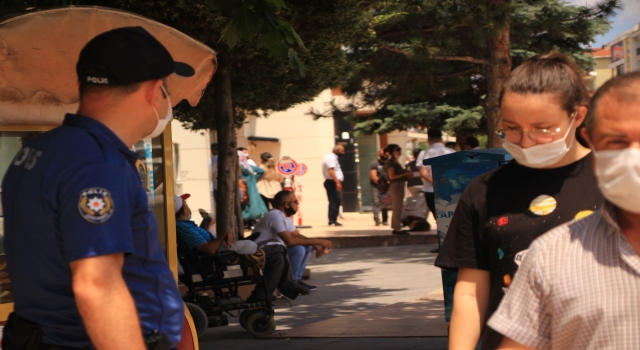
40 344 89 350
40 331 174 350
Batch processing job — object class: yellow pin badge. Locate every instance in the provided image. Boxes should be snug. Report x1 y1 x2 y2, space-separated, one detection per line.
78 188 114 223
529 195 557 216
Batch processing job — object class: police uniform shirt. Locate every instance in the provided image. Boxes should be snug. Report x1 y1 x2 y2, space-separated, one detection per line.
434 155 603 350
2 114 183 348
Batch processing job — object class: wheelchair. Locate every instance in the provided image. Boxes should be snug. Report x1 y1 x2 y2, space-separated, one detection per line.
176 234 276 338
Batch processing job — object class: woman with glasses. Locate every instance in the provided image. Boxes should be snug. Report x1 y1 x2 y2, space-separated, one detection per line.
434 52 604 349
385 144 414 234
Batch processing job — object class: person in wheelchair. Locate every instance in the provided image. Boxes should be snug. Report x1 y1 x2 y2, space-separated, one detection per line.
175 194 258 256
248 191 333 301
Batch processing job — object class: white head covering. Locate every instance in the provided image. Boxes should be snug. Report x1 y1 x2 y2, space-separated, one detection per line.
238 150 252 172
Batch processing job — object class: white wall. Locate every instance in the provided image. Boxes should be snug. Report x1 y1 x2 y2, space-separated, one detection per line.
171 120 213 217
237 89 337 223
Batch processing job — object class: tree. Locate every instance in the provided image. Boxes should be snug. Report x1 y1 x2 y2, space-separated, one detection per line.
1 0 375 236
338 0 620 147
115 0 374 237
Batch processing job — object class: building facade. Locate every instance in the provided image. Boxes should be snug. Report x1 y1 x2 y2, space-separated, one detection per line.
607 23 640 76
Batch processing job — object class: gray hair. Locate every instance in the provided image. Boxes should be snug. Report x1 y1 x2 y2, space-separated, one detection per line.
585 71 640 134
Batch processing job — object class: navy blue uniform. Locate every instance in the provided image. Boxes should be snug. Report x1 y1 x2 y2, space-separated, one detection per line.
2 114 183 348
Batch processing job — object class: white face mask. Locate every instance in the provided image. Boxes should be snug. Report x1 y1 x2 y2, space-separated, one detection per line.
143 85 173 139
593 147 640 214
502 118 575 169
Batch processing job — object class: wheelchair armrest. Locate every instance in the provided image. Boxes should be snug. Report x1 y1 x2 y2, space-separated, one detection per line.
192 250 241 262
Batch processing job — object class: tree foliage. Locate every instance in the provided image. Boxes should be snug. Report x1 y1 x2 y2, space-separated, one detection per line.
339 0 620 142
107 0 374 131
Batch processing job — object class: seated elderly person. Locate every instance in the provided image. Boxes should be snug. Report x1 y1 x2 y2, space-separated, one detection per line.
250 191 333 299
175 194 256 255
175 194 230 255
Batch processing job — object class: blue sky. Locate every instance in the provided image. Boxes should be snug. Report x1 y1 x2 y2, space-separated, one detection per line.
569 0 640 47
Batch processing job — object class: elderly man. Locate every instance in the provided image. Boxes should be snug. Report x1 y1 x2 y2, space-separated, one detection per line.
175 194 230 254
322 145 345 226
175 194 257 255
488 72 640 349
250 191 333 300
2 27 189 349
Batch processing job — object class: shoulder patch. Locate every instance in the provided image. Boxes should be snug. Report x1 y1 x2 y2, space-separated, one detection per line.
78 188 114 224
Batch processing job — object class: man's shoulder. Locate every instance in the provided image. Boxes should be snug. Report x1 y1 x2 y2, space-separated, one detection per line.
528 211 602 259
262 209 283 221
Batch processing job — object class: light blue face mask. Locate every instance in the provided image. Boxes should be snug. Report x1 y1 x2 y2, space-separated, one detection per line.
144 84 172 139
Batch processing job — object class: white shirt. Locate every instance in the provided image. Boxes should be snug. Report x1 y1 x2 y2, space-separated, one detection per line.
252 209 296 247
322 152 344 182
416 143 455 192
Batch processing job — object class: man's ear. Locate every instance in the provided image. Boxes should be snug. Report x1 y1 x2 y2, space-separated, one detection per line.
144 80 164 108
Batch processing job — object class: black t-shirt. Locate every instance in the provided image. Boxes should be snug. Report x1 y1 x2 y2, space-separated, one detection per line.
434 155 603 350
369 159 385 186
406 161 423 188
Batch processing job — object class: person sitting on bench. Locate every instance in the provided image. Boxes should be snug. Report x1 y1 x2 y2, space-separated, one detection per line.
250 191 333 299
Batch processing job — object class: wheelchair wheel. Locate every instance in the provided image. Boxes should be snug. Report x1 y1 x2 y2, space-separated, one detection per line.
239 309 257 330
185 302 208 338
245 311 276 337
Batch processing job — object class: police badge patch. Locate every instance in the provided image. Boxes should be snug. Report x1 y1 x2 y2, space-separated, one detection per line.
78 188 114 223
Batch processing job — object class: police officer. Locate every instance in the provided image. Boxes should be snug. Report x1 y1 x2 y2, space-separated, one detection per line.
2 27 194 350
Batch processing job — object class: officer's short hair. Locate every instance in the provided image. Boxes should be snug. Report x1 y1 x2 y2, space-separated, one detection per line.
79 81 143 98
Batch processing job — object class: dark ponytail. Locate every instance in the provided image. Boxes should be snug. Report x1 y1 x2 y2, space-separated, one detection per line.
500 52 588 113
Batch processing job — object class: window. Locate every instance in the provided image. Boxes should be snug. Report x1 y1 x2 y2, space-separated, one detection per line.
0 131 46 304
616 64 625 76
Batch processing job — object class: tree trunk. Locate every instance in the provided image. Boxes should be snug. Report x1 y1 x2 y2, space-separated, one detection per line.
483 0 512 148
235 172 244 238
215 54 239 239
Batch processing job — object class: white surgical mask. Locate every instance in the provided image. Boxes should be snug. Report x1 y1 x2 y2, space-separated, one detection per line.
593 147 640 214
502 118 575 169
143 85 172 139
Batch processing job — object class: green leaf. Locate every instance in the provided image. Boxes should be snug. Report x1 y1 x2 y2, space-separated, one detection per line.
288 48 306 77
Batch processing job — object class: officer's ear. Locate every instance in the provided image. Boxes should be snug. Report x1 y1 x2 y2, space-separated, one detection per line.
144 80 164 108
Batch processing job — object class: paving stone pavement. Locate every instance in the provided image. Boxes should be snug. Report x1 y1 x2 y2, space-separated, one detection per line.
198 244 449 349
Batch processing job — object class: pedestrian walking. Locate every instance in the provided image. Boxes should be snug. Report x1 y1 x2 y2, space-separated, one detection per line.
256 152 284 210
2 27 190 349
406 148 424 196
489 71 640 350
322 145 345 226
434 52 604 350
416 129 455 225
384 144 413 234
369 148 390 226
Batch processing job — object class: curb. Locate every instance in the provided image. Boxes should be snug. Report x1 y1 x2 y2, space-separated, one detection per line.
320 233 438 249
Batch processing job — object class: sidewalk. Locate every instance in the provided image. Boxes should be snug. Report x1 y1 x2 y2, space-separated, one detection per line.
199 244 448 349
296 211 439 248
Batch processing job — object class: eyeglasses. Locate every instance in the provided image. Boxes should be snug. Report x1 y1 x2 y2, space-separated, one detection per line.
496 112 576 144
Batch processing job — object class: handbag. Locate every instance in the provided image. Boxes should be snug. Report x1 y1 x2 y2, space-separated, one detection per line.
376 165 390 192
